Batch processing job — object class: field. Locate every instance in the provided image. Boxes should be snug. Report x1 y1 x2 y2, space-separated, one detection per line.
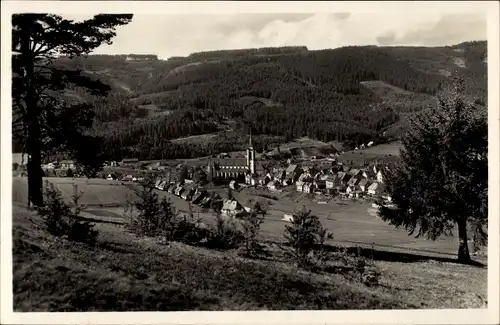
12 176 483 258
336 141 403 165
13 177 139 208
11 177 488 311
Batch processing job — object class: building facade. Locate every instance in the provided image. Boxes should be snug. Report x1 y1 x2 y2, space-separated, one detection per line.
207 133 260 184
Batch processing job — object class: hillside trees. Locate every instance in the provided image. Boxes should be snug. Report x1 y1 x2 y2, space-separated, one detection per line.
12 13 133 206
378 78 488 263
21 42 486 162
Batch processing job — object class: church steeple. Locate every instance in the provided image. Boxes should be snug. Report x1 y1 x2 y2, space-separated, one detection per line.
246 127 255 175
249 128 253 148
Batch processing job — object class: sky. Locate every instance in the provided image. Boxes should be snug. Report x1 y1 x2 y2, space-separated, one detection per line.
68 12 487 59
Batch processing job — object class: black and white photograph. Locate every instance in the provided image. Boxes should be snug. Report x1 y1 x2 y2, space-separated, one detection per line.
1 1 499 324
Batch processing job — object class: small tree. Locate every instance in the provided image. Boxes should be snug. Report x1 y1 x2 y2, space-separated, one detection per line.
379 78 488 264
241 202 266 255
284 207 329 267
37 182 72 236
36 182 98 244
179 165 189 184
207 212 244 250
128 177 161 237
66 184 98 244
157 196 178 240
227 187 234 200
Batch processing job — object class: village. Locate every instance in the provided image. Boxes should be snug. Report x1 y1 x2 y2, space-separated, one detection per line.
14 135 395 222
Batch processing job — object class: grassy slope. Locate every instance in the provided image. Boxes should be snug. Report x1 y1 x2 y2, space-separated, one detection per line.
13 205 405 311
12 204 487 311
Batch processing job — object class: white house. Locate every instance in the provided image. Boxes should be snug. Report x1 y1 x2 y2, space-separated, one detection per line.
303 182 316 193
229 180 239 190
376 170 385 183
122 174 134 182
267 181 280 192
60 160 75 170
157 181 167 190
367 182 385 196
155 179 163 188
282 214 294 222
221 199 245 217
358 179 371 192
106 173 118 181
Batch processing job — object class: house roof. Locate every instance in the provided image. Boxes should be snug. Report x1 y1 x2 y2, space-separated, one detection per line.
319 174 330 181
222 199 243 211
215 158 247 167
200 196 211 204
337 171 350 179
286 164 299 173
358 179 370 187
348 177 360 185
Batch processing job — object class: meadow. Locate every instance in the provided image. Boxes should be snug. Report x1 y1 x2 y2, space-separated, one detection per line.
11 177 488 311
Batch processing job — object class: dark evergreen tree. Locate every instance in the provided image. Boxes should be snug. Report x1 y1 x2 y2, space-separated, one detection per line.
12 13 133 206
378 78 488 263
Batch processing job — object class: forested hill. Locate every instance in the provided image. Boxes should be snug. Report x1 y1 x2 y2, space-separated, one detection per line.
17 41 487 161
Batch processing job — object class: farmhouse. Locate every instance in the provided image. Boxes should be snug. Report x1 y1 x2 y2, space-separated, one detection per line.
181 186 195 201
121 158 139 165
303 182 316 193
272 168 287 182
336 172 351 185
221 199 245 217
376 170 386 183
106 173 118 181
358 179 371 192
367 182 385 196
267 180 280 191
191 190 207 205
325 175 337 190
122 174 134 182
286 164 303 183
158 180 168 191
347 177 361 187
349 169 363 177
60 160 75 170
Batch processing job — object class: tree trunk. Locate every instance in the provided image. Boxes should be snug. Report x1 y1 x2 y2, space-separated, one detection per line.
21 25 44 207
457 218 471 263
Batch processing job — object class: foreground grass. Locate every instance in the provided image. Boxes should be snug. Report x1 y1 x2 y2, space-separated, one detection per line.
12 206 487 311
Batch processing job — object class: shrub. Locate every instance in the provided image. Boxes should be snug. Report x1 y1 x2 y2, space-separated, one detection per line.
240 202 266 256
206 213 244 250
127 177 162 237
157 196 178 240
36 181 98 244
37 182 72 237
173 208 211 245
283 207 332 267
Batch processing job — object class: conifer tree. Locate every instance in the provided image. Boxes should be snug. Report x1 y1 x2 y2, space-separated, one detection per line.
379 78 488 263
12 14 133 206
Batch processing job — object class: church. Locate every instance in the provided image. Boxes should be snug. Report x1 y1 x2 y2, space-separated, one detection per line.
207 133 263 184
